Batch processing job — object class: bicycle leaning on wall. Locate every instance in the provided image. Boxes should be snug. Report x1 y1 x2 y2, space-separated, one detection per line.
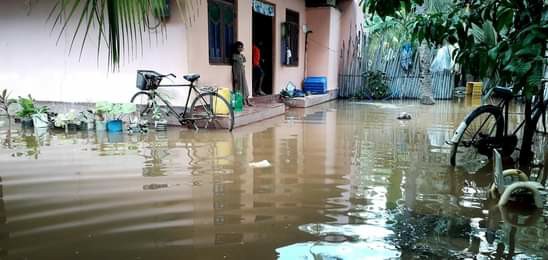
131 70 235 132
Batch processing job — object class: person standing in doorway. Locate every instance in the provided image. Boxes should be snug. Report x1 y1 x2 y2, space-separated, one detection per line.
232 41 253 106
252 42 266 96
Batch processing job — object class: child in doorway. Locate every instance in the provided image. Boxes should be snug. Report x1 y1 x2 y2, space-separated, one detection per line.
232 41 253 106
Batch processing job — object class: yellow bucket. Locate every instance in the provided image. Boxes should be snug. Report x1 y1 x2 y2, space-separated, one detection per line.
214 88 231 115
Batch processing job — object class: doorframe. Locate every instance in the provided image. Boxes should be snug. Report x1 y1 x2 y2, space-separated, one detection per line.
252 0 276 96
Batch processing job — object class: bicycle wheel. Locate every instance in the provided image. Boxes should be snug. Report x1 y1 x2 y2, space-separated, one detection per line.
189 92 235 131
130 91 154 123
450 105 504 169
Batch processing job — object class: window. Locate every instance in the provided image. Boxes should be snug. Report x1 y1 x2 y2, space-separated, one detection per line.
208 0 236 64
281 9 299 66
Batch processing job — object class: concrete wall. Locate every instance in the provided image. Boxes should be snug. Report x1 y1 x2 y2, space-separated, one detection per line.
0 0 190 106
306 7 341 91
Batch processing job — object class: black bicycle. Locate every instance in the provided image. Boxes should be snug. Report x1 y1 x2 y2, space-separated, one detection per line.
448 85 547 168
131 70 235 131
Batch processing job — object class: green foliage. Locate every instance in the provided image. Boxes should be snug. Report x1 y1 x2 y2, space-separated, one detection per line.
365 9 415 47
95 101 136 120
15 95 48 118
365 0 547 97
365 71 391 99
50 0 197 70
15 97 34 118
0 89 16 117
361 0 424 18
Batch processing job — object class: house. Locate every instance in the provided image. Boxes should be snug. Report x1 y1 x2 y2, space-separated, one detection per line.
0 0 363 110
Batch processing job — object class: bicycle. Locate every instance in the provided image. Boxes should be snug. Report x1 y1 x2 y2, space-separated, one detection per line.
448 85 547 168
131 70 235 131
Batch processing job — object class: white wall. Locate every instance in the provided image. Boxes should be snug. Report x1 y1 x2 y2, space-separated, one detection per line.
0 0 190 106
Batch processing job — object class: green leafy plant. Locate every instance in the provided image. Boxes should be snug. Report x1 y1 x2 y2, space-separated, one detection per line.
0 89 16 118
53 110 80 128
15 95 49 119
365 70 391 99
95 101 136 121
15 96 36 119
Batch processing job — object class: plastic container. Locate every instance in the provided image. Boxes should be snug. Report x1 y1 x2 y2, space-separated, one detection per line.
231 92 243 113
466 82 483 96
214 88 231 115
106 119 123 132
303 76 328 94
32 113 49 128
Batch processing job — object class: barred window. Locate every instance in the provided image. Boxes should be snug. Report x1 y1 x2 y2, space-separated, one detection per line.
281 9 299 66
208 0 236 64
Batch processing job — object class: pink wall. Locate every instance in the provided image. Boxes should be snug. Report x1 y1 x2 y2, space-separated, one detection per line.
306 7 341 91
0 0 191 105
0 0 361 104
338 0 364 48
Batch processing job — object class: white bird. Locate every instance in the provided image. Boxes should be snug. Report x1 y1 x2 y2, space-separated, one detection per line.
489 149 545 209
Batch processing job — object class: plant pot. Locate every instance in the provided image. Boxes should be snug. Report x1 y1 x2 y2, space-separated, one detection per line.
81 121 95 131
106 119 123 132
32 113 49 129
66 123 80 131
21 118 33 128
95 120 106 131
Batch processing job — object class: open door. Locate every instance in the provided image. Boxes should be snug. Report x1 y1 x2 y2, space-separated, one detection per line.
252 1 274 96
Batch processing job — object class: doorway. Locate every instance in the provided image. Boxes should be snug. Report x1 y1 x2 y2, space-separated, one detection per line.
252 6 274 96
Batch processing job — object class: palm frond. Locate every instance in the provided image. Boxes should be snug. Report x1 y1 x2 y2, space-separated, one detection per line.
50 0 200 70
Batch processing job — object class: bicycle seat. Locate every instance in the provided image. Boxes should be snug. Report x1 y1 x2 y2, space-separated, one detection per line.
183 74 200 83
492 87 513 100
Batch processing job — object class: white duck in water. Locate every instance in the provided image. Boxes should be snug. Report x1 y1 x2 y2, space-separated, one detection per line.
489 149 546 208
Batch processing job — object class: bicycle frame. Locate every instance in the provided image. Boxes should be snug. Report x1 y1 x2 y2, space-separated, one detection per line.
146 82 212 122
496 93 547 138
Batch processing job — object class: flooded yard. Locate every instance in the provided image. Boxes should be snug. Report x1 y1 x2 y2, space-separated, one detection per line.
0 100 547 259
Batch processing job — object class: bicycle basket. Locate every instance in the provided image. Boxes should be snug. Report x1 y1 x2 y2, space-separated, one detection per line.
136 70 161 90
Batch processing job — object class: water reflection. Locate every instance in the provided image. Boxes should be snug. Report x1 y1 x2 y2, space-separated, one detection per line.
0 101 546 259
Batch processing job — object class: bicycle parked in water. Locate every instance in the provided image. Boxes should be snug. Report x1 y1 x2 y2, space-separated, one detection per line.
131 70 235 131
448 84 548 169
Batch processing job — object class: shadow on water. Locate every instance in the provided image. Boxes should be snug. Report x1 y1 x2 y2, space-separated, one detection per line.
0 101 546 259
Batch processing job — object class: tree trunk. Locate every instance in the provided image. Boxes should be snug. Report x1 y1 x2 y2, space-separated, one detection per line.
418 41 435 105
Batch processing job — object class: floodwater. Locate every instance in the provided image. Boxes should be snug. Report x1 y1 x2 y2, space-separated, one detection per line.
0 99 547 259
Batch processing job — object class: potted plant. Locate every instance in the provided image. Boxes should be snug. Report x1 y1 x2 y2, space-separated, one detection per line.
32 106 50 129
53 110 81 131
95 101 111 131
16 95 49 128
16 96 35 128
100 102 136 132
79 110 95 130
0 89 16 119
152 105 168 131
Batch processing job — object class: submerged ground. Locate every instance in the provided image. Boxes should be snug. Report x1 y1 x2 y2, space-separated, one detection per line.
0 99 546 259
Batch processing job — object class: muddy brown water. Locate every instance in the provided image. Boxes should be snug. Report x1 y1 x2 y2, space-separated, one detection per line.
0 100 546 259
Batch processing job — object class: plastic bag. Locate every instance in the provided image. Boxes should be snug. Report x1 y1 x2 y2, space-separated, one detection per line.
430 46 453 72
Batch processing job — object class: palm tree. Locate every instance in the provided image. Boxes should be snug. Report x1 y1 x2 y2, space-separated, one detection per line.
50 0 199 70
